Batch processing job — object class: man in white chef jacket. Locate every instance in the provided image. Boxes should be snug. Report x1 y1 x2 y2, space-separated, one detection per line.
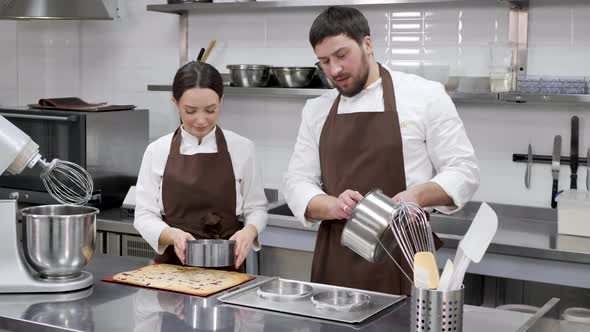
282 6 480 295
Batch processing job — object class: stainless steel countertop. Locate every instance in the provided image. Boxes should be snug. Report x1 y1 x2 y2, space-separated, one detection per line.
96 208 138 235
0 254 550 332
265 200 590 265
96 200 590 264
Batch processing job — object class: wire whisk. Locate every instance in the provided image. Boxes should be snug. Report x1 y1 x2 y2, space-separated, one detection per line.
37 159 94 205
390 201 436 271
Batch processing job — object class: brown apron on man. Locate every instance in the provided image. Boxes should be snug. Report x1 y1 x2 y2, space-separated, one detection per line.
154 126 241 265
311 64 441 295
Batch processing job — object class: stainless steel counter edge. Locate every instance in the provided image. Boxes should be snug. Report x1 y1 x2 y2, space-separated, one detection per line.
96 201 590 265
0 254 560 332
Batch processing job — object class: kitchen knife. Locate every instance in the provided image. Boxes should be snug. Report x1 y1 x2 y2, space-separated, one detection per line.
551 135 562 209
570 116 579 190
525 144 532 189
196 47 205 62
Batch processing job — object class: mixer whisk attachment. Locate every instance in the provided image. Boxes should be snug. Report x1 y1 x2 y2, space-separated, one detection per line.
37 159 94 205
390 201 436 270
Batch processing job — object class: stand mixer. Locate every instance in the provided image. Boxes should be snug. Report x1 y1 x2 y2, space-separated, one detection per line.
0 115 96 293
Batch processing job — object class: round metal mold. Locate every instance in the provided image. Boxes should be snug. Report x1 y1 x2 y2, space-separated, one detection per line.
256 279 313 302
310 291 370 312
185 239 235 268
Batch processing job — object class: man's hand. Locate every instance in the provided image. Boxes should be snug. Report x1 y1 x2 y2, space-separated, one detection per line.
391 188 421 205
306 189 364 221
229 225 258 269
391 182 453 208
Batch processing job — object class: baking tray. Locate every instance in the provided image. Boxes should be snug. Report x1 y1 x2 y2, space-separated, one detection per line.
218 277 405 324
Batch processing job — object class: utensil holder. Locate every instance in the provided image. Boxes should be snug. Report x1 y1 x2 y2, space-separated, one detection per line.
411 286 464 332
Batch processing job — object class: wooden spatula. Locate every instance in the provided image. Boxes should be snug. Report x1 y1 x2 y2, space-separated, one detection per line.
414 251 439 289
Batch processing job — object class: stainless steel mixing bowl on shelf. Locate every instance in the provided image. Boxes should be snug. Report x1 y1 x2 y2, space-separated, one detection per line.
271 66 316 88
227 64 271 87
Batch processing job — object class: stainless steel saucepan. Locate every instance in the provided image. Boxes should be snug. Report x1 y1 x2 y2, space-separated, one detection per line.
341 189 400 263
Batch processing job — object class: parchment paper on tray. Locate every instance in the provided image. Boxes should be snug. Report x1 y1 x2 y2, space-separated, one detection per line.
103 263 254 297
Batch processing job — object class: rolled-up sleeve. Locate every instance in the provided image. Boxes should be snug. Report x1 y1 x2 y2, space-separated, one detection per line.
282 101 326 227
240 141 268 251
134 146 169 254
425 91 480 214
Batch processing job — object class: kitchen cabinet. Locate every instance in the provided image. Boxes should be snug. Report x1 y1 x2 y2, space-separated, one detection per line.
96 209 157 258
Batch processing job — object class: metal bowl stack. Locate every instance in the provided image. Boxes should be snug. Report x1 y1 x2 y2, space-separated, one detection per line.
227 64 271 87
271 67 316 88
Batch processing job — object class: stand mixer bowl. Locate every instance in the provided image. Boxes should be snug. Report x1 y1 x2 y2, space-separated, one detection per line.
20 205 98 279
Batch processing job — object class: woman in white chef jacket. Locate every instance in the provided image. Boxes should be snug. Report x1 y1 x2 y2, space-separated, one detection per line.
134 61 268 269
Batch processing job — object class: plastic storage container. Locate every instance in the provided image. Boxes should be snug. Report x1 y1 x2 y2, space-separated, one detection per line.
557 190 590 237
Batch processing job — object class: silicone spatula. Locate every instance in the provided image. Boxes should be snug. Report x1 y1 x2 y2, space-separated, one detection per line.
414 251 440 289
437 259 454 291
414 267 430 289
450 202 498 290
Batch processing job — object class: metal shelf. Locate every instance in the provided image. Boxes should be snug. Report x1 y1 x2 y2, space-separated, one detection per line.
147 0 528 14
500 92 590 104
148 84 328 97
147 84 500 101
448 91 500 103
148 84 590 105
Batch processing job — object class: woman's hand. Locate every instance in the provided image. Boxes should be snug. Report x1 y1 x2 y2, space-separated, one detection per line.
229 225 258 269
160 227 195 264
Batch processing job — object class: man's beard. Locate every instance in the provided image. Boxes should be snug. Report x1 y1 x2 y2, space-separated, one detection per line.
333 54 371 97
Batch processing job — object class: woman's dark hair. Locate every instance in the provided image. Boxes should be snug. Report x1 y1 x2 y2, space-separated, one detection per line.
172 61 224 101
309 6 370 49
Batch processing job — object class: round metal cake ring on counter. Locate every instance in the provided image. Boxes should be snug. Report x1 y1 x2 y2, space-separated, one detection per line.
311 291 371 312
257 279 313 302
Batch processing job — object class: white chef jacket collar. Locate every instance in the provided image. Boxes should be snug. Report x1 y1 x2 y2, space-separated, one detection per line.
180 125 217 146
340 77 383 103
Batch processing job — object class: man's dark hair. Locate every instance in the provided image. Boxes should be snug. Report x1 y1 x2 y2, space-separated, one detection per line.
172 61 224 101
309 6 371 49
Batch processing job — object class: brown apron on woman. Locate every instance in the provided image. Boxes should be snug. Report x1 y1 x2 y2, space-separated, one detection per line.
154 126 241 265
312 64 440 295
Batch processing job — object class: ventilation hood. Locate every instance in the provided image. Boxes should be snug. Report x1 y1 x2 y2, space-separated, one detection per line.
0 0 113 20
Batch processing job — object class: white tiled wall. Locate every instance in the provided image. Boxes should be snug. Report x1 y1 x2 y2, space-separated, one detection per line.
0 0 589 209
